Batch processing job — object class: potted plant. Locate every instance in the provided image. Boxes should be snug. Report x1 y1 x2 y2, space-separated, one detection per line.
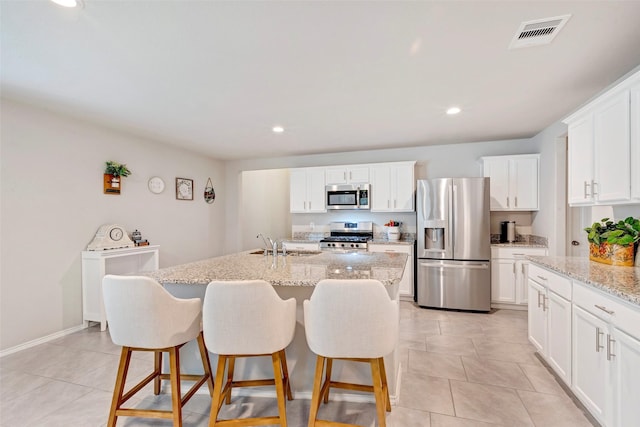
104 161 132 194
584 217 640 266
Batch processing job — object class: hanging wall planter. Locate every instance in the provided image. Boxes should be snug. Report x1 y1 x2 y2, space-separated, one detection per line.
103 161 131 195
204 177 215 204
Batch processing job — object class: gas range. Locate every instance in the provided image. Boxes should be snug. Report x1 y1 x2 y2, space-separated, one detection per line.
319 221 373 251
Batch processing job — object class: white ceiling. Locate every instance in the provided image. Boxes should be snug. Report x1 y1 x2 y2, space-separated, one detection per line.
2 1 640 160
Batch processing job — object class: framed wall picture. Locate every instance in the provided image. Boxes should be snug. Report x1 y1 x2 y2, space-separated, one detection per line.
175 178 194 200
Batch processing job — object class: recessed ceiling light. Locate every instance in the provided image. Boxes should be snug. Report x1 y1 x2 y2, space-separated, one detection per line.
446 107 461 115
50 0 80 7
272 126 284 133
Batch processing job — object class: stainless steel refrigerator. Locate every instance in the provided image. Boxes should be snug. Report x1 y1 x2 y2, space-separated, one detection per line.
416 178 491 311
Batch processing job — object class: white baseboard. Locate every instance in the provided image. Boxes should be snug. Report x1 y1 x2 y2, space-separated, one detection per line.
0 323 87 358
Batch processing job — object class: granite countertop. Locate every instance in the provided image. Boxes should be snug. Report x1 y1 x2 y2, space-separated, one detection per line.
527 256 640 306
144 250 407 287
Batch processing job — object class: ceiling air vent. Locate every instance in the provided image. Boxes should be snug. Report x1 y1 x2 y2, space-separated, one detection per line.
509 14 571 49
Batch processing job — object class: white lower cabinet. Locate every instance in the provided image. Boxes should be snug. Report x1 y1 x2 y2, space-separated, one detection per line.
610 327 640 427
571 281 640 427
527 263 572 385
368 243 414 300
528 264 640 427
491 246 547 308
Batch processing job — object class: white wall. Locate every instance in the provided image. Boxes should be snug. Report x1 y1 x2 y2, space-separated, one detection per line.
0 99 225 351
224 138 539 253
529 121 569 256
240 169 291 250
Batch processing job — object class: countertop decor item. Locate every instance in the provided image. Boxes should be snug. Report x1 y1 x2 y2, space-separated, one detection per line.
103 161 131 195
175 177 193 200
585 217 640 267
385 220 401 240
204 177 215 204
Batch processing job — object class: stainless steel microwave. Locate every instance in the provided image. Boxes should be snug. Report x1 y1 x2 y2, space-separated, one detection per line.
326 184 370 210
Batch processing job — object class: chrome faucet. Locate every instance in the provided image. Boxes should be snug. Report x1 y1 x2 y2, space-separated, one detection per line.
256 233 271 255
268 238 278 256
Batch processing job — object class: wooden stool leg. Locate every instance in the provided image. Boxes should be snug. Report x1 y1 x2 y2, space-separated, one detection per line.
272 351 288 427
379 357 391 411
308 355 325 427
370 358 386 427
107 347 132 427
225 356 235 404
209 355 227 427
322 358 333 404
153 350 163 395
168 346 183 427
196 332 214 396
279 349 293 401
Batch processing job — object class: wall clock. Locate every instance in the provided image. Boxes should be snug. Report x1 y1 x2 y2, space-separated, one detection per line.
148 176 165 194
86 224 135 251
176 177 193 200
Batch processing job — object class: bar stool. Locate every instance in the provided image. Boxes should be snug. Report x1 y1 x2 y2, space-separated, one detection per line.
202 280 296 426
304 279 399 427
102 275 214 427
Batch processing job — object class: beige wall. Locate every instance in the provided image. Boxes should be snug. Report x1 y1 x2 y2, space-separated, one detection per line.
0 99 225 351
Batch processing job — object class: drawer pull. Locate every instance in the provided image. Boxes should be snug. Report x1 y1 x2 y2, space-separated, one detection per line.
537 275 547 281
542 295 547 312
607 334 616 361
513 253 525 256
595 304 614 315
596 327 604 352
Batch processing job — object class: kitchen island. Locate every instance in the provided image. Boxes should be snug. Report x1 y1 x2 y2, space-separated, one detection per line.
144 250 408 403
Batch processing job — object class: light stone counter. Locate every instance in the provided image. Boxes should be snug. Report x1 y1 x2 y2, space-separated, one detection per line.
528 256 640 306
144 250 407 287
144 250 408 404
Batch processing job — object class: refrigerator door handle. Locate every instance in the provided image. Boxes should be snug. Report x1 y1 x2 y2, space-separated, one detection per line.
419 262 489 270
448 183 455 254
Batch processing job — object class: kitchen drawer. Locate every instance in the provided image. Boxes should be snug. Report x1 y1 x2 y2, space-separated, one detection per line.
529 264 572 300
368 243 412 254
491 246 547 259
573 281 640 338
282 241 320 251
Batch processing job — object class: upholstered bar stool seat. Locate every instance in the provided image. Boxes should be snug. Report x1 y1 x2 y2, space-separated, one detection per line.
102 275 214 427
304 279 399 427
203 280 296 427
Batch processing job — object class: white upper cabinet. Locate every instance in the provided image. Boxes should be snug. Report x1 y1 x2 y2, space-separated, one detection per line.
631 84 640 200
564 69 640 206
325 166 369 185
370 161 415 212
481 154 539 211
289 168 326 213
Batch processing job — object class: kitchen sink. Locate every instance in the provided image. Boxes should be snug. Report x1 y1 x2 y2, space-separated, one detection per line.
249 250 321 257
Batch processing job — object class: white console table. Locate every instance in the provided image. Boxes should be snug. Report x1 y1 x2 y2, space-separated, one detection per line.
81 245 160 331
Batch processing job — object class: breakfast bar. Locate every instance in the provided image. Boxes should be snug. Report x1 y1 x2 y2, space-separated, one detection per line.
144 250 408 402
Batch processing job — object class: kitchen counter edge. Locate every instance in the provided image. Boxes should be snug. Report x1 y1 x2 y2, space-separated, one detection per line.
527 255 640 306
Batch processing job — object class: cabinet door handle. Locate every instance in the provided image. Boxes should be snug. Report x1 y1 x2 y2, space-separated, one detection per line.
387 200 390 208
537 290 542 308
521 264 526 274
607 334 616 361
596 327 604 352
542 294 547 312
515 196 518 207
595 304 614 315
584 181 590 198
537 275 547 281
304 201 307 210
506 196 510 208
592 180 598 196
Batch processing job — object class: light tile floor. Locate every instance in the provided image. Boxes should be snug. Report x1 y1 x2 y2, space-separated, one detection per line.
0 302 597 426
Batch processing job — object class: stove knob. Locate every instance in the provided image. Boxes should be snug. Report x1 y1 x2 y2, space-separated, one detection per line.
350 243 355 248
